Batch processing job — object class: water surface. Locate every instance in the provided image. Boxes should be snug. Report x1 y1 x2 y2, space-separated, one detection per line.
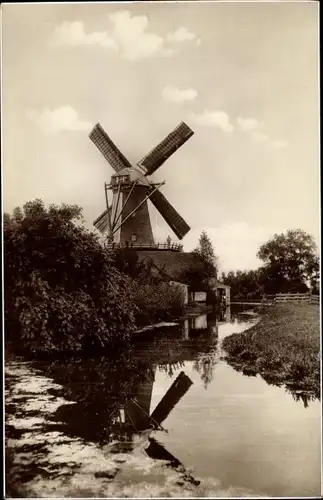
5 308 321 497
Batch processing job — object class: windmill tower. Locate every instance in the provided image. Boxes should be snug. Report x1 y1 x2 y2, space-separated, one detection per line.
90 121 194 249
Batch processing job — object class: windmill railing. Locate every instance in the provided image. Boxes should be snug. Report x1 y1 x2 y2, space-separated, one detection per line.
105 241 183 252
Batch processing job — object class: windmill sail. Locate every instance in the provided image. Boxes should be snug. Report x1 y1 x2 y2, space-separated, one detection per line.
145 438 200 486
150 371 193 426
138 122 194 176
89 123 133 173
93 207 112 234
149 189 190 240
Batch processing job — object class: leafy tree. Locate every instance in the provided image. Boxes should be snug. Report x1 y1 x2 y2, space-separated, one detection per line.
178 231 218 304
257 229 319 293
221 269 264 299
194 230 218 279
4 199 137 356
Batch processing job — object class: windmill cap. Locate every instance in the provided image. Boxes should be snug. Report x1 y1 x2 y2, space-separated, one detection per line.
112 166 151 187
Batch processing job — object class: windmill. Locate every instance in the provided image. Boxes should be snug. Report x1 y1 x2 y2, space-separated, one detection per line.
90 121 194 249
110 369 193 454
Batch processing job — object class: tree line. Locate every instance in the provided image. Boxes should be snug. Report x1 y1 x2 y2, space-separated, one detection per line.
4 198 319 356
167 227 319 300
220 229 319 299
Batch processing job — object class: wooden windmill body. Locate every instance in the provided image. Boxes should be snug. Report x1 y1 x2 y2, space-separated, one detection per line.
90 122 194 250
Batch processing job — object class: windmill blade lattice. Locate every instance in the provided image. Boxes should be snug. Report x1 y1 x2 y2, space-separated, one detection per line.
93 207 112 234
89 123 132 172
138 122 194 176
149 189 190 240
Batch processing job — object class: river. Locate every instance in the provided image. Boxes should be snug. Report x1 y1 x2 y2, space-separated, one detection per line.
5 307 321 497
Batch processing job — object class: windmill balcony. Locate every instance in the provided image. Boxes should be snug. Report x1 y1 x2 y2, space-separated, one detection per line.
104 241 184 252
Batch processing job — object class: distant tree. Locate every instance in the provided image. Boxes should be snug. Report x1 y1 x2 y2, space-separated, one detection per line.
221 269 264 299
194 230 218 279
4 199 136 356
257 229 319 293
179 231 219 304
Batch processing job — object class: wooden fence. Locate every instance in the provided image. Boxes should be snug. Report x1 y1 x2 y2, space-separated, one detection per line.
309 294 320 304
231 293 320 306
265 293 320 304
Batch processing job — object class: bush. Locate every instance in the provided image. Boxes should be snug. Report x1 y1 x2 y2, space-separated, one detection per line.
4 200 137 356
112 248 186 326
127 276 185 326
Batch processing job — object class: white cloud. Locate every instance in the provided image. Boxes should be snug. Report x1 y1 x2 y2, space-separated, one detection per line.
27 106 93 135
50 21 117 49
162 85 197 103
237 117 287 149
166 27 197 43
236 116 264 132
191 110 234 133
50 12 199 62
109 10 168 61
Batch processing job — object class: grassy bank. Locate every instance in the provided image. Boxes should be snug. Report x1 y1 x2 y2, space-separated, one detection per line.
222 304 320 399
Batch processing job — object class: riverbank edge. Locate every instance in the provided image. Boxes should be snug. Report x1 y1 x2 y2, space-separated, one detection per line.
221 303 320 399
134 303 215 335
5 303 217 361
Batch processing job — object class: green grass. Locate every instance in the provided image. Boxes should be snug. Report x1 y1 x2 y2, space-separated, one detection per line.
222 304 320 400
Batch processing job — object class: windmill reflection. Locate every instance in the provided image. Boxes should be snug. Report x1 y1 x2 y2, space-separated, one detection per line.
41 309 232 464
145 436 201 487
113 369 200 485
109 369 193 453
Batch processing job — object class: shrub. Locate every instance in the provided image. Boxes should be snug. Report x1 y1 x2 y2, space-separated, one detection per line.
127 276 185 326
112 248 186 326
4 200 137 356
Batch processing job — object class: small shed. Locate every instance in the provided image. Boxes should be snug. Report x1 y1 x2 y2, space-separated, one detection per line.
207 278 231 306
215 282 231 305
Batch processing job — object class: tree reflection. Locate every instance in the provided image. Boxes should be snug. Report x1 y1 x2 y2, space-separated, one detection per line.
35 352 151 444
289 390 317 409
226 359 318 409
35 349 196 447
193 348 218 389
33 309 229 448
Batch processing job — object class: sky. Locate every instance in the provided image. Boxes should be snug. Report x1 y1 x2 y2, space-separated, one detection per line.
2 1 320 273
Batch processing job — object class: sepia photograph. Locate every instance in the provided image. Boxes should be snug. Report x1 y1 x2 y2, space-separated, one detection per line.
2 0 321 498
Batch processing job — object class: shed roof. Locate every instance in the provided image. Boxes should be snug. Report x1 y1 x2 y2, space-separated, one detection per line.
136 250 230 290
136 250 203 284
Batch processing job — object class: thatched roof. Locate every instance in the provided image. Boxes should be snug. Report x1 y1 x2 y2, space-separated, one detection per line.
136 250 204 284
